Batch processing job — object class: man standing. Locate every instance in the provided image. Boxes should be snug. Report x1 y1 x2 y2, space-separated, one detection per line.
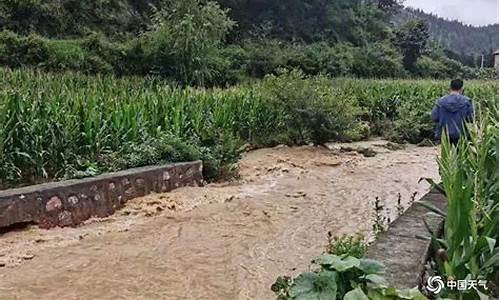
431 79 474 145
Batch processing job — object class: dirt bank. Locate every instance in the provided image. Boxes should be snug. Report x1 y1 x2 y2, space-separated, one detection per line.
0 140 439 300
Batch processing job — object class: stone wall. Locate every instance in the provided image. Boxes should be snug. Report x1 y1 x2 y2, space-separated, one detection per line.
365 189 447 289
0 161 203 229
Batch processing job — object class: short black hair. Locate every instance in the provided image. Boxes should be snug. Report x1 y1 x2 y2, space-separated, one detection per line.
450 79 464 91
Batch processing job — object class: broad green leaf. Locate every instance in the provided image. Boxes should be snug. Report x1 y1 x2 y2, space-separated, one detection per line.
316 270 339 300
332 256 360 272
289 271 338 300
357 258 385 274
314 254 341 266
289 273 317 297
363 274 388 287
315 255 360 272
344 287 369 300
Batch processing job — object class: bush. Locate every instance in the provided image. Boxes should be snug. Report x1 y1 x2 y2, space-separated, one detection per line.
219 44 253 84
198 132 244 181
142 0 235 86
100 133 202 171
416 55 470 79
80 33 127 74
0 0 159 38
391 98 435 143
259 69 361 145
44 39 86 70
240 39 288 78
1 29 487 84
237 41 357 79
0 30 135 75
0 30 50 67
470 67 498 80
284 42 356 77
352 42 407 78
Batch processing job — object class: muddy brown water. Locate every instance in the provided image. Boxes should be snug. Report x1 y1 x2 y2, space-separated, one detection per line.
0 140 439 300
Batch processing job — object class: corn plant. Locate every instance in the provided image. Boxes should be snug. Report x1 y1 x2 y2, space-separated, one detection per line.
0 67 497 188
421 102 498 299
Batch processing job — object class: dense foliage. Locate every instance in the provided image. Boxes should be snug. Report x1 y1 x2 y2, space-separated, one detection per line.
144 0 236 85
0 0 496 83
0 0 160 38
219 0 400 43
393 20 429 72
0 0 399 42
1 68 497 188
395 8 499 67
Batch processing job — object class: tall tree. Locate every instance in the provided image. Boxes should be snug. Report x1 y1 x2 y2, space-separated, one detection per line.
377 0 403 9
218 0 398 44
146 0 235 85
393 19 430 72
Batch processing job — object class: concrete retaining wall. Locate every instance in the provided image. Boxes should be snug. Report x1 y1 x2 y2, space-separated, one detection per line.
0 161 203 229
365 189 447 289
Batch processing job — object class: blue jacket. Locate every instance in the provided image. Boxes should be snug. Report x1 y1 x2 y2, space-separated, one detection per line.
431 94 474 141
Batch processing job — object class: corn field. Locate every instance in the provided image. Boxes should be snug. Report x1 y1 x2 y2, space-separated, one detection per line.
0 68 498 187
422 100 499 299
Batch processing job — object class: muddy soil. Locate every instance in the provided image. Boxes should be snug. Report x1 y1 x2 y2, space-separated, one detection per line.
0 140 439 300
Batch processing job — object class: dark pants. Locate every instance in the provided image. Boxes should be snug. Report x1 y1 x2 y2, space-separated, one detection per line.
435 137 460 146
449 138 459 146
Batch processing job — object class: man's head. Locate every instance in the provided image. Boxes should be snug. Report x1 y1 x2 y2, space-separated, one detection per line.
450 79 464 93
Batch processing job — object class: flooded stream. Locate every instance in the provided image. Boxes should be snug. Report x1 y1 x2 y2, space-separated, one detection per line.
0 140 439 300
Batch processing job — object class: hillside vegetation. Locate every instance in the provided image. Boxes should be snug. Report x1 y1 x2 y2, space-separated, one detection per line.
0 0 497 85
395 8 499 67
0 0 160 38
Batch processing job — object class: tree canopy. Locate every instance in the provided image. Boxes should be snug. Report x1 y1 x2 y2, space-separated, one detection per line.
0 0 496 83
